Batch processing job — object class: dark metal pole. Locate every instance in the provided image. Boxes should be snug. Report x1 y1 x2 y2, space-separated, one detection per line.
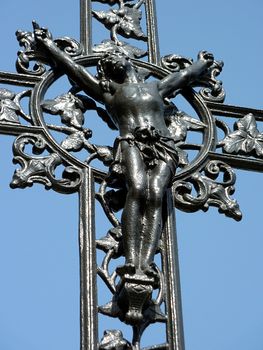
162 191 185 350
80 0 92 55
79 167 98 350
145 0 160 65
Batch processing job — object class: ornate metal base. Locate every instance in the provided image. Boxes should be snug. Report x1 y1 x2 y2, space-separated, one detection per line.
118 273 154 325
100 270 156 326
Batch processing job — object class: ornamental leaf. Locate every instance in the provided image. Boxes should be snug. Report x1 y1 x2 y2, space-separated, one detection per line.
43 92 118 131
93 5 147 41
0 88 21 124
99 330 131 350
235 113 258 136
96 227 122 253
93 10 119 27
42 92 85 113
117 6 146 40
61 108 84 129
42 93 85 128
96 234 119 253
166 115 187 142
92 145 114 165
223 113 263 157
0 99 20 124
61 131 87 151
223 130 249 154
166 110 206 142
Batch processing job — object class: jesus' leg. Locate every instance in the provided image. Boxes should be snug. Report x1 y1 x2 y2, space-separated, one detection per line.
139 160 173 274
119 143 147 273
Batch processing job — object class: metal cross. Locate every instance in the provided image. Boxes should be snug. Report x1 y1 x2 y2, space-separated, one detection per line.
0 1 262 349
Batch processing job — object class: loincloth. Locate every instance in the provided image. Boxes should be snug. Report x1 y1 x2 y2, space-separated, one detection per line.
109 126 178 184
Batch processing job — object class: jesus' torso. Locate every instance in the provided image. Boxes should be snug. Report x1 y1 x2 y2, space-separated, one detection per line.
104 81 171 138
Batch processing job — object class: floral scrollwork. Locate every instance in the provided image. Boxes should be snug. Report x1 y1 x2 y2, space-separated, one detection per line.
16 22 83 75
92 0 147 58
173 160 242 221
195 51 225 102
16 25 48 76
92 1 147 43
161 54 193 72
10 133 82 194
53 37 83 57
198 62 225 102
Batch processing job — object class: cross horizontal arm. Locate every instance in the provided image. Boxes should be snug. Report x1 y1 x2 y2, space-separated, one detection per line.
207 101 263 120
0 124 44 136
208 152 263 173
0 71 42 87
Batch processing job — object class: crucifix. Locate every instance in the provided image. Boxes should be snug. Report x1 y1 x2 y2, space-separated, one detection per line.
0 1 262 349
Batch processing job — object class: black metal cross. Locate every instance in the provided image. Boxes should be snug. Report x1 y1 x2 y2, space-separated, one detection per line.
0 1 262 349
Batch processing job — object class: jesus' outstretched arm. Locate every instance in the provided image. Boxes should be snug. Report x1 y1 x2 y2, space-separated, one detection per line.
158 51 214 98
33 24 103 103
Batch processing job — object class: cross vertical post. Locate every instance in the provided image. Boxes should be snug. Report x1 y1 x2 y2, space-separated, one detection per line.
162 192 185 350
80 0 92 55
79 167 97 350
145 0 160 64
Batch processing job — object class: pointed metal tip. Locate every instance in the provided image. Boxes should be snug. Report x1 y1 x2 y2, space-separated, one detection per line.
233 210 242 222
32 20 39 30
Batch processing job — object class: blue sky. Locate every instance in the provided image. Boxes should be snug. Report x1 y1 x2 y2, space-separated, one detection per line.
0 1 263 349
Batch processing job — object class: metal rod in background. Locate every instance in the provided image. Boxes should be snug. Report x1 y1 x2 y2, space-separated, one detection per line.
80 0 92 55
145 0 160 65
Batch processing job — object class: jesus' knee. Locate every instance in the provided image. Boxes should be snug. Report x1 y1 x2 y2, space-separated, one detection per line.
127 181 147 202
148 186 164 208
